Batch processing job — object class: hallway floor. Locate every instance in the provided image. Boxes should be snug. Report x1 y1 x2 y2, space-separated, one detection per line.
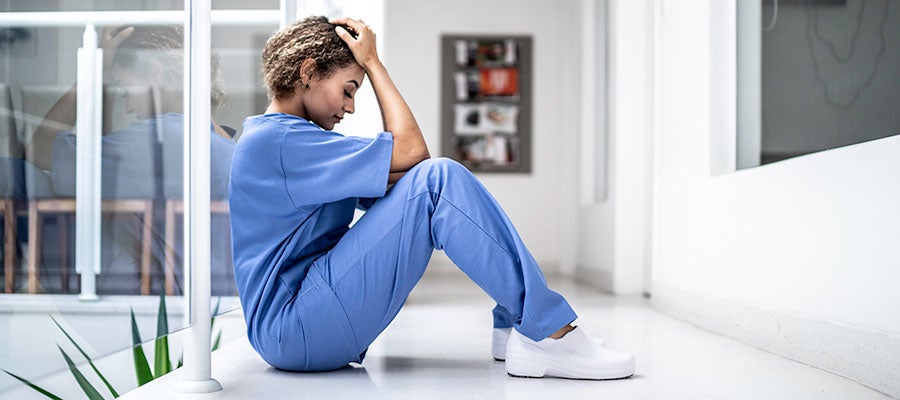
122 271 891 399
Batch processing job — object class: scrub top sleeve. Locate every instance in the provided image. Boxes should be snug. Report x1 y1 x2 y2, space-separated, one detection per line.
281 130 394 207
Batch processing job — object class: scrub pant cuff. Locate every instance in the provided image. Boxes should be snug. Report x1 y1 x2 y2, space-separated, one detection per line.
517 305 578 342
492 305 517 329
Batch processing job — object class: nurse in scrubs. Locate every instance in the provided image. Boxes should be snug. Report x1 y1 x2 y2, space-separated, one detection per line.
229 15 635 380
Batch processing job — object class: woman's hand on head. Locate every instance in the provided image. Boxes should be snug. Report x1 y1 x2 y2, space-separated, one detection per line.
101 25 135 69
331 18 379 70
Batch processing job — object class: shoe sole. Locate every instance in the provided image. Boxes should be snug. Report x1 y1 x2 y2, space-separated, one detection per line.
506 354 635 380
507 372 635 381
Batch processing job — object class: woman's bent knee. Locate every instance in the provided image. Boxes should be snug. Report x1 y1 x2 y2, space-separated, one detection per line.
410 157 469 178
396 158 474 195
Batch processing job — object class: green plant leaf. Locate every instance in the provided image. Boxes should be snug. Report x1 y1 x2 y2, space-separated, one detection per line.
210 297 223 352
130 308 153 386
153 335 171 379
212 330 222 352
57 345 105 400
130 307 143 347
210 297 221 327
156 291 170 339
153 292 172 378
2 369 64 400
49 315 120 398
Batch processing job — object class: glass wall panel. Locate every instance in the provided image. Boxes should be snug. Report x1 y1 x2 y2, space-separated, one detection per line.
739 0 900 167
2 1 382 397
0 1 244 397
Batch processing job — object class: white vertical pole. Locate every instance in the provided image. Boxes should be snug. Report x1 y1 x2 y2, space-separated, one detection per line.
76 23 101 301
176 0 221 393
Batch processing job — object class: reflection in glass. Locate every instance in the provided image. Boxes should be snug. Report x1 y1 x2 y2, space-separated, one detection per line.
22 25 236 297
0 7 268 395
747 0 900 166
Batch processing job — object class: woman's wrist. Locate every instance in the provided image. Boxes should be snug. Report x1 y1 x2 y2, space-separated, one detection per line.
362 57 384 73
364 60 391 86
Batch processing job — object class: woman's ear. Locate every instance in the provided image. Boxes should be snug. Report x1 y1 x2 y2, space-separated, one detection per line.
299 58 318 88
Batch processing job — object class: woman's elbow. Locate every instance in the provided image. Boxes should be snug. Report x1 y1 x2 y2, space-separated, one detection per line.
411 143 431 167
391 146 430 172
416 146 431 163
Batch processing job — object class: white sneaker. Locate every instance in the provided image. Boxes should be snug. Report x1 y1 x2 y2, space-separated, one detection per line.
492 327 606 362
505 327 635 380
492 328 513 361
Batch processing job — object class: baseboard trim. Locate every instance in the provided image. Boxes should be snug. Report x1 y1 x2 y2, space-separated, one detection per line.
651 284 900 398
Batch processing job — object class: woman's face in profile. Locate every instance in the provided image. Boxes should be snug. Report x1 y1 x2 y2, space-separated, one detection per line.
304 63 365 131
111 66 156 119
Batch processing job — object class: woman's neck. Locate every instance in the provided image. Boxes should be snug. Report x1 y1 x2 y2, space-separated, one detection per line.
266 96 306 119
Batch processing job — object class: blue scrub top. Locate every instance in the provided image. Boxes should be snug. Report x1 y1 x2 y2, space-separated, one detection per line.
52 113 235 200
229 113 393 336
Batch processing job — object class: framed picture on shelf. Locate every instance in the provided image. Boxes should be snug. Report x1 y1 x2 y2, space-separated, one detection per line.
441 35 532 173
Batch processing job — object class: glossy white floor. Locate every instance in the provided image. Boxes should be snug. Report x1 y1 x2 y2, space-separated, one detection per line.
121 269 891 400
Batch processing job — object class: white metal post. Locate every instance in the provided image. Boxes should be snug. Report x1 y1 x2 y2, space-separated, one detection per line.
176 0 221 393
75 23 102 301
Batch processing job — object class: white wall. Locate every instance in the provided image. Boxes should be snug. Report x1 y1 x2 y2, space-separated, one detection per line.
574 0 651 295
651 0 900 396
384 0 583 272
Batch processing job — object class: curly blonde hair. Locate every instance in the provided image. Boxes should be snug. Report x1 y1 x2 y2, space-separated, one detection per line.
261 16 356 100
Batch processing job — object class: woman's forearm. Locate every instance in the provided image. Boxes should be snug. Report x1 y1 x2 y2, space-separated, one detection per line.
388 171 406 184
364 60 430 173
27 85 77 170
332 18 429 175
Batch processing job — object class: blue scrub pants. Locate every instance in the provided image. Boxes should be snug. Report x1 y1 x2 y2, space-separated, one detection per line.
280 158 577 371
